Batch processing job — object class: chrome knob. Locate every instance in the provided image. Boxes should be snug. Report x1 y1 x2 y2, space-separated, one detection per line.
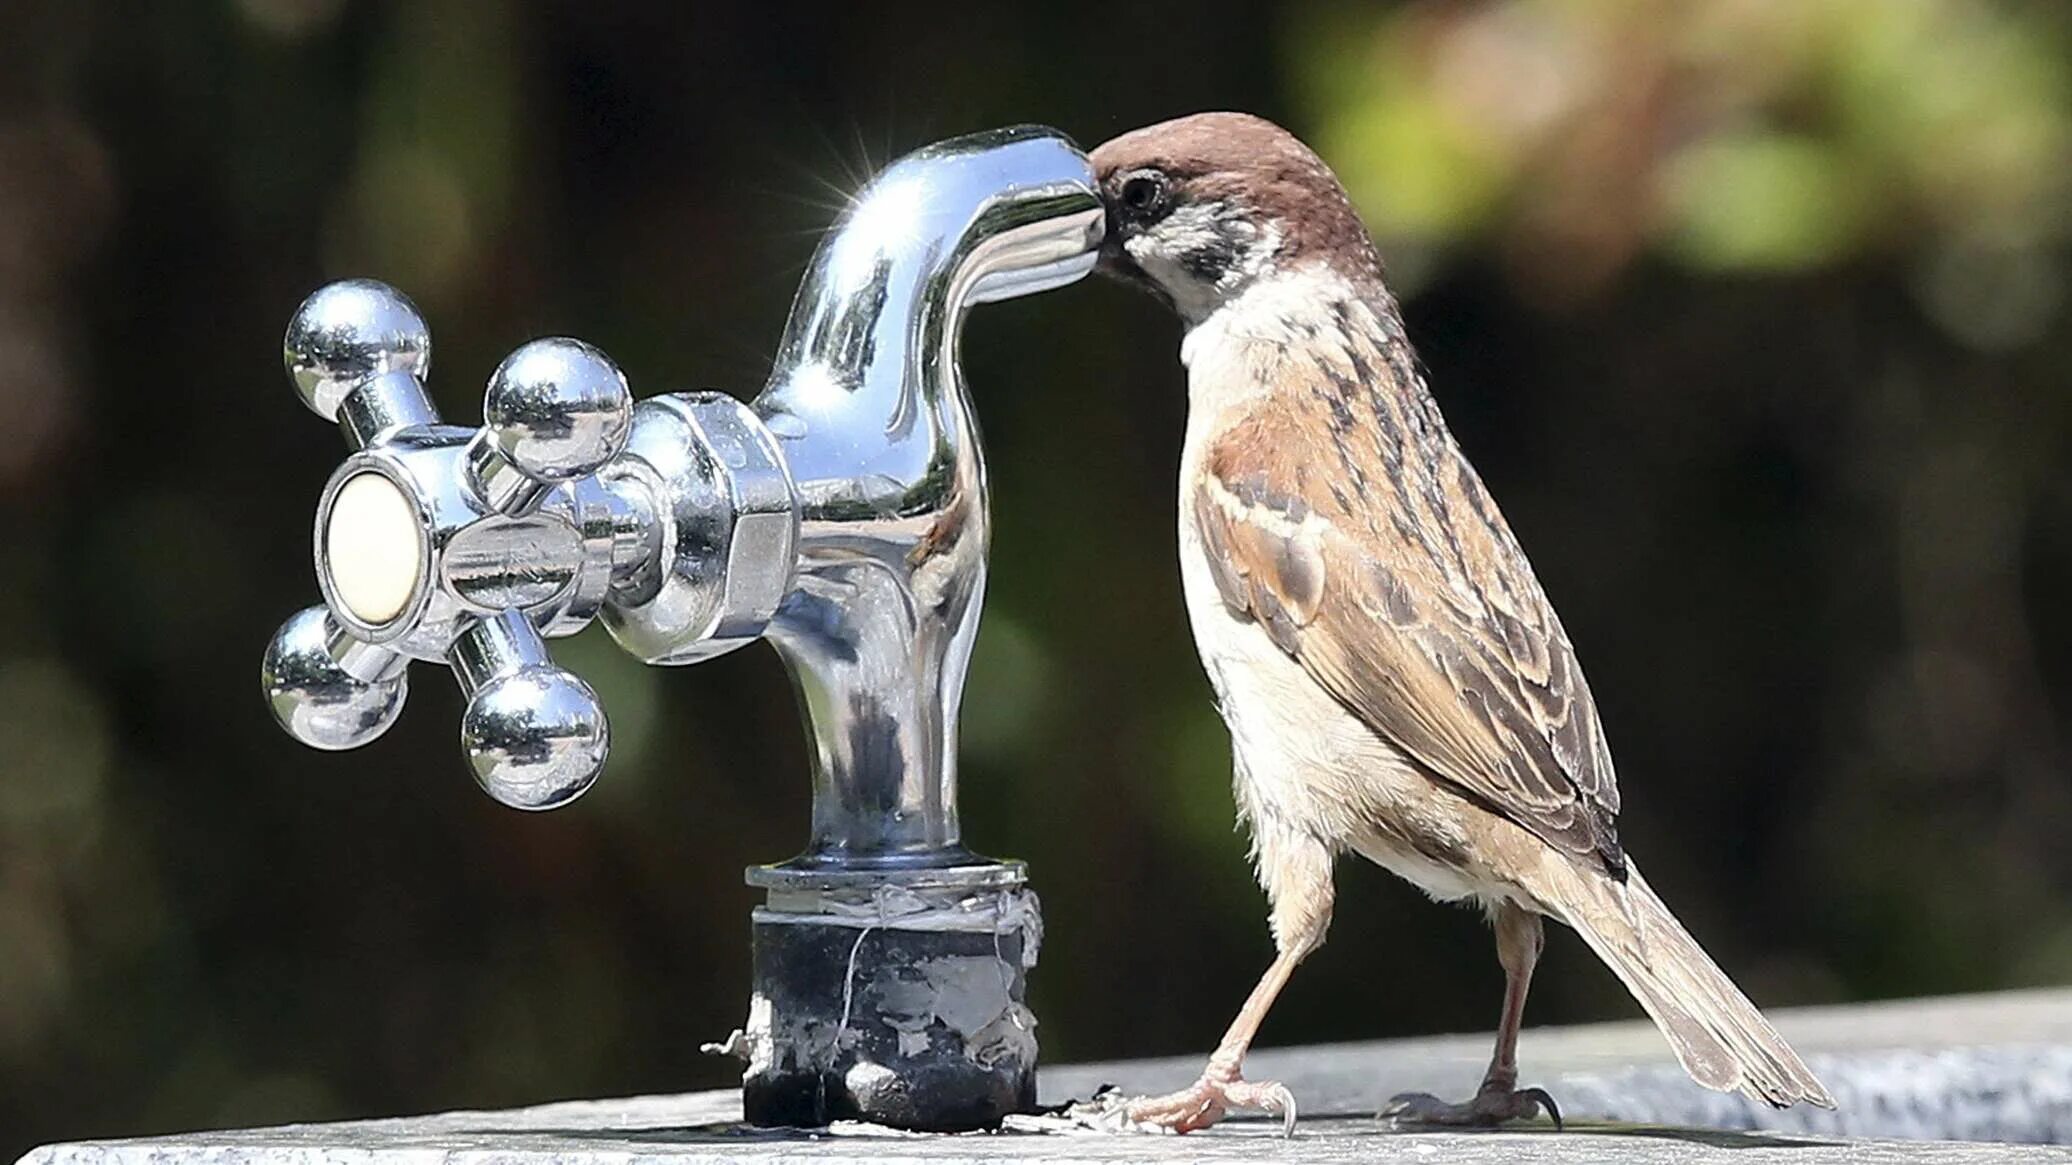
261 606 409 750
283 279 432 422
451 610 609 809
468 338 633 515
460 670 610 810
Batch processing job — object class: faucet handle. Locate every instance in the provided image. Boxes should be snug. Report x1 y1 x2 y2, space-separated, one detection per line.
466 338 632 516
271 285 628 808
449 610 610 810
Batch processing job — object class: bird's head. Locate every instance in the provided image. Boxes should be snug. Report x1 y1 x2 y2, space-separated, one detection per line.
1090 112 1383 326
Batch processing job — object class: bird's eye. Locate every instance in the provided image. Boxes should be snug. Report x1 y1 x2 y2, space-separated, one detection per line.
1119 172 1169 216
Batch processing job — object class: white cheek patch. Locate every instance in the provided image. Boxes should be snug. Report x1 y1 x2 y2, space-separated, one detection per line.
1156 202 1227 253
1130 204 1226 323
325 472 423 625
1130 202 1280 325
1235 221 1282 284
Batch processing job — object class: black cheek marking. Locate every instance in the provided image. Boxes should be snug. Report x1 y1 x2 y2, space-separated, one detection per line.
1180 239 1236 283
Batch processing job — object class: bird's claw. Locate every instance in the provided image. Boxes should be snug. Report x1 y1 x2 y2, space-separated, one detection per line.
1119 1072 1299 1136
1380 1083 1562 1131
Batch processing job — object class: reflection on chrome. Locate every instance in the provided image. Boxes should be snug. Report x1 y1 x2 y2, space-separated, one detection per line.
262 127 1105 852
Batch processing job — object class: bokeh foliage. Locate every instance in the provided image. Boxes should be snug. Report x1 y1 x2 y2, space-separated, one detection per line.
1 0 2068 1155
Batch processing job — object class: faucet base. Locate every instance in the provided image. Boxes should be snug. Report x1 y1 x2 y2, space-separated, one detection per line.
734 862 1041 1131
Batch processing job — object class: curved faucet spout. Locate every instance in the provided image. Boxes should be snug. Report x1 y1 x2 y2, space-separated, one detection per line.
759 125 1104 505
754 126 1103 872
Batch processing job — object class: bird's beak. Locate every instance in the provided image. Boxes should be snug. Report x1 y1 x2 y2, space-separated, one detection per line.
1093 215 1138 282
1092 219 1172 312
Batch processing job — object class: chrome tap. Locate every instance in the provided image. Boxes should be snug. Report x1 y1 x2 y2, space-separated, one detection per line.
259 125 1104 1131
753 128 1102 872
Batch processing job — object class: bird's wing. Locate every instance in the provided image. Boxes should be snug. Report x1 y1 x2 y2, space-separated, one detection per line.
1189 337 1624 873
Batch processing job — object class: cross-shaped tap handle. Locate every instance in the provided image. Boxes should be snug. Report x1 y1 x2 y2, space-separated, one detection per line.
261 280 624 809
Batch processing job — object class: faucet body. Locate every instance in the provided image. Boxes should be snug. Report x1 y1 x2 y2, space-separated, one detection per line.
755 129 1102 871
260 126 1104 1130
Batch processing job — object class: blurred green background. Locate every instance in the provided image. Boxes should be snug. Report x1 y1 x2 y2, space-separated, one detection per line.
3 0 2070 1155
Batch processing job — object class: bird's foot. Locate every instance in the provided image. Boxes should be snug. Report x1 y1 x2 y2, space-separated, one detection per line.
1122 1066 1298 1135
1380 1080 1562 1130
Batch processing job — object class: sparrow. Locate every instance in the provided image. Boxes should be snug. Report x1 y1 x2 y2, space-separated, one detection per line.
1088 112 1834 1133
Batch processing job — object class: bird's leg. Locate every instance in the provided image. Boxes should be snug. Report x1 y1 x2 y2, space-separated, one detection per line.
1124 946 1305 1133
1124 824 1330 1135
1383 902 1563 1129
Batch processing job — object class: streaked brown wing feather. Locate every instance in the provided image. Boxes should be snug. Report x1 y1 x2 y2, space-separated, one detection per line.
1192 341 1624 873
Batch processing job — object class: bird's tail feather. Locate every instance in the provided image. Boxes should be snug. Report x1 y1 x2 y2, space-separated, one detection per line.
1528 857 1834 1110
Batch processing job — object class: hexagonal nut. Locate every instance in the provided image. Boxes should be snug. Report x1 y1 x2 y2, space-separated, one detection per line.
598 392 797 664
